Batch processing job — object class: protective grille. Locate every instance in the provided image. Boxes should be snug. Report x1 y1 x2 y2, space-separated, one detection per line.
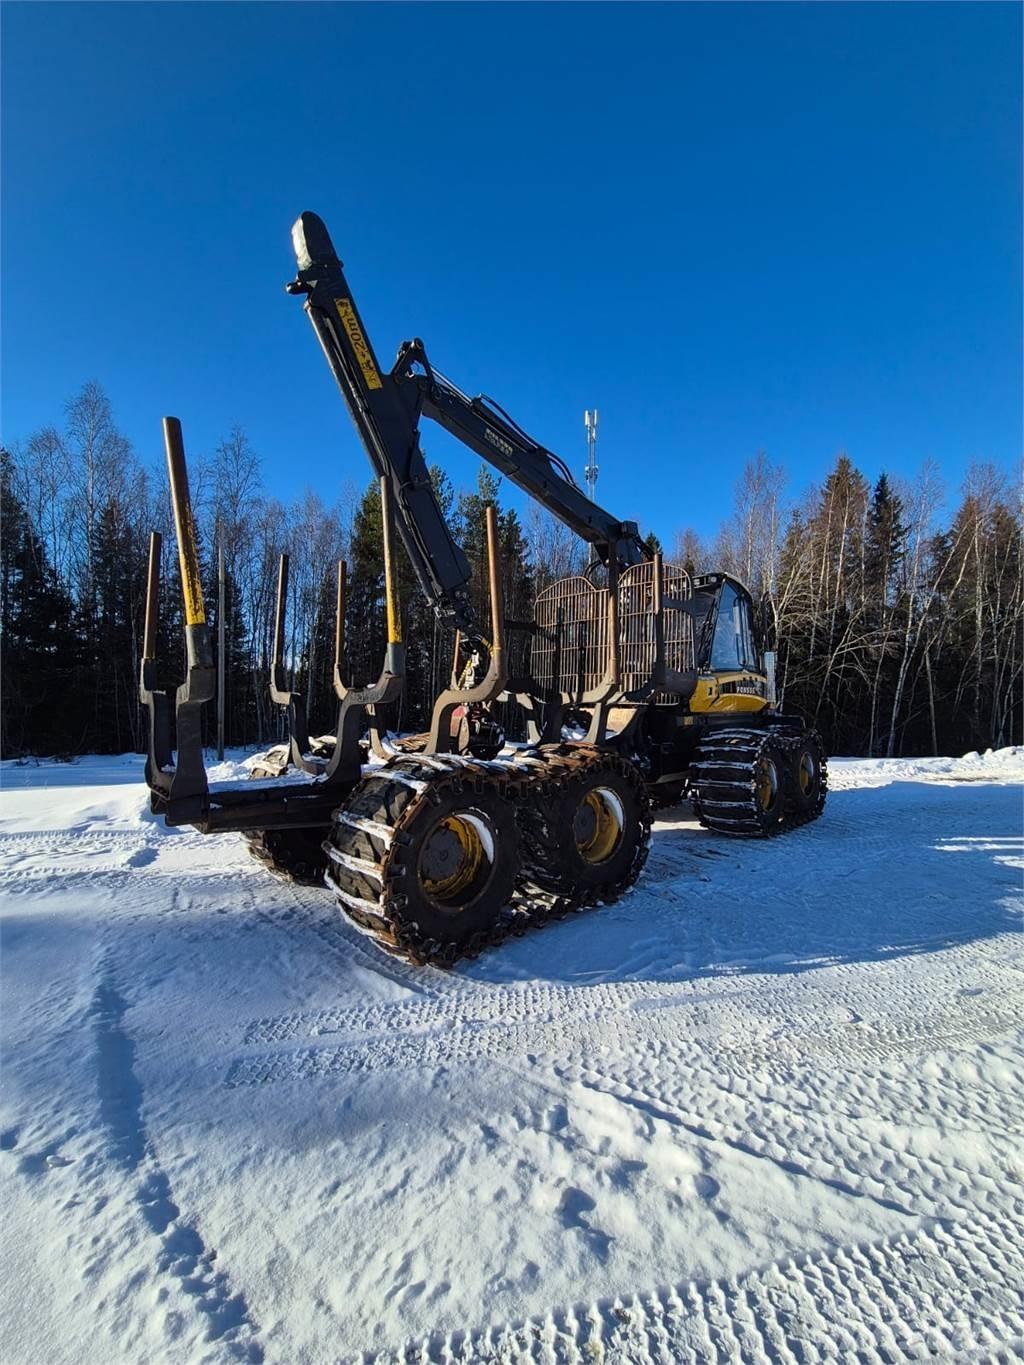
530 563 694 704
618 561 694 704
531 576 609 701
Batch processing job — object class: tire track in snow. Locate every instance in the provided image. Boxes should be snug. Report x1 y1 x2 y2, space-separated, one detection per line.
568 1042 1024 1223
225 973 1023 1088
363 1217 1024 1364
0 829 154 843
238 946 1023 1049
90 973 263 1363
248 874 444 997
240 980 659 1047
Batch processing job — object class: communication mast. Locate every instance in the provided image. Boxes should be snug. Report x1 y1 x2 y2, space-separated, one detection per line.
583 408 599 502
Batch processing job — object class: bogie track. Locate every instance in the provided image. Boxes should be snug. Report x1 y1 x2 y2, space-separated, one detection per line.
690 726 828 837
517 745 652 903
240 741 338 885
322 745 653 967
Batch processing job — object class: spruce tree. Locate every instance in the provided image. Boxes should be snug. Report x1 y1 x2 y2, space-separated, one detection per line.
1 449 78 755
865 474 907 607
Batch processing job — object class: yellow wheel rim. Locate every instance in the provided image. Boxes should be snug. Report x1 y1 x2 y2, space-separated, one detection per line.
418 814 487 906
798 751 816 795
756 758 779 812
574 787 624 865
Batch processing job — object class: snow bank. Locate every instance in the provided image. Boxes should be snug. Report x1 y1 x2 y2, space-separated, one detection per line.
829 744 1024 789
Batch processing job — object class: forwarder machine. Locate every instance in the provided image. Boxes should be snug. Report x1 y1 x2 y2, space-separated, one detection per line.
140 212 826 966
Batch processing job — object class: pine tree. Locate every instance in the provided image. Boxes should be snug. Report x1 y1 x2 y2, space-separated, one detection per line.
863 474 907 752
91 495 140 751
343 481 390 705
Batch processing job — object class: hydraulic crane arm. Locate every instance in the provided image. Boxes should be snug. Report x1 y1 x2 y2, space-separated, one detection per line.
287 211 646 638
399 341 646 569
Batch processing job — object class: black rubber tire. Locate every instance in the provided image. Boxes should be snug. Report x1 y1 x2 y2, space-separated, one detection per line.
649 780 687 810
384 779 521 947
786 730 828 822
242 746 332 885
243 826 330 886
522 753 651 902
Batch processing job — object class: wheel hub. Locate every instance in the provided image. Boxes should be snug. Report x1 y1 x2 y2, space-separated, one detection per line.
418 814 490 907
756 757 779 812
573 786 624 864
798 751 816 794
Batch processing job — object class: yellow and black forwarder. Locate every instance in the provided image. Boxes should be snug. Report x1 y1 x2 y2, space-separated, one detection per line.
140 212 826 967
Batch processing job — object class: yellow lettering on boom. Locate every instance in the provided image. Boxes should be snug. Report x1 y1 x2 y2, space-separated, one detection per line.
335 299 382 390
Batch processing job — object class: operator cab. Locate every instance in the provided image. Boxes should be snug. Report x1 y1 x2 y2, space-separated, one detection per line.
689 573 770 714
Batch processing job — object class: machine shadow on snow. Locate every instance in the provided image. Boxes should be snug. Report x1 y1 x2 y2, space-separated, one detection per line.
458 782 1023 989
2 773 1020 1002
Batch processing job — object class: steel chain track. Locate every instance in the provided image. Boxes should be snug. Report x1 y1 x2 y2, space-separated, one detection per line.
243 725 825 964
690 725 828 836
322 744 653 968
240 739 342 886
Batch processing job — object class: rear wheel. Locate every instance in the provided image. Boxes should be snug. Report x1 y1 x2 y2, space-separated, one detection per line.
521 750 651 903
243 825 329 886
395 787 519 944
787 731 827 823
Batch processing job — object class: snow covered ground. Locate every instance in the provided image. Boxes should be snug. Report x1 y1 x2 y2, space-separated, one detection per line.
1 748 1022 1364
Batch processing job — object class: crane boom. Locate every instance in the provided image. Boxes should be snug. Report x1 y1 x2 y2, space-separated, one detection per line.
287 211 646 638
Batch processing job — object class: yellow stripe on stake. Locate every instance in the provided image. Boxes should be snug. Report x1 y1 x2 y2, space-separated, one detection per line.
379 478 402 645
163 416 207 626
177 501 206 625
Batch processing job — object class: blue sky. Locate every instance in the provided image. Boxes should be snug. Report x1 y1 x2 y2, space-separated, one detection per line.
3 2 1020 543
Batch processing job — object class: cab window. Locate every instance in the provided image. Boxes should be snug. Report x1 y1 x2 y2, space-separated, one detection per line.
710 583 757 671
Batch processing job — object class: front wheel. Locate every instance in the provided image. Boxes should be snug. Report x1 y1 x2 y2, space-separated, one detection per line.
691 727 827 836
752 741 787 833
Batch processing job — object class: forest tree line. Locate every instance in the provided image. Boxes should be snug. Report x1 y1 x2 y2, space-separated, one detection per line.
2 382 1020 760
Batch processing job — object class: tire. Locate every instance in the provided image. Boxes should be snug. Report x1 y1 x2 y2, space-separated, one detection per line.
650 780 687 810
752 739 787 833
242 745 332 885
786 730 827 823
382 778 521 947
522 752 651 903
243 825 330 885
